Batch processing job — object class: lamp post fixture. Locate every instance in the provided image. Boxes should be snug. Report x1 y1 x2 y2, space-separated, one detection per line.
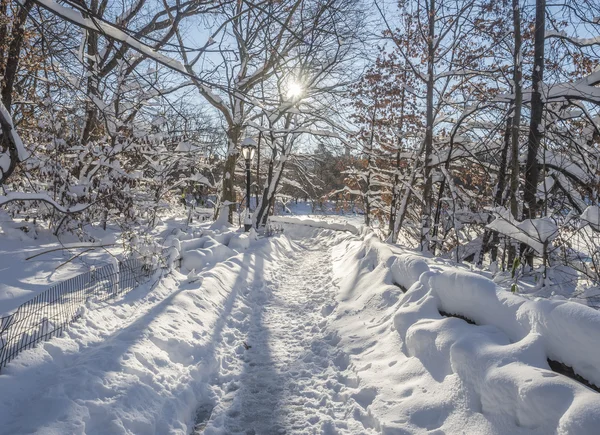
240 137 257 231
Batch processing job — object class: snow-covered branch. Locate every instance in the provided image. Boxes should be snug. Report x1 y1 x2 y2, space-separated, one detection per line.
0 193 90 214
31 0 194 79
0 101 30 184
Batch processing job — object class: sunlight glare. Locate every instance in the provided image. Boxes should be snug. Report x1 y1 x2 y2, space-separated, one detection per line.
286 81 304 100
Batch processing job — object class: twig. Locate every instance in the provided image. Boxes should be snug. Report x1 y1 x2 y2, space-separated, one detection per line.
55 248 95 270
26 243 115 261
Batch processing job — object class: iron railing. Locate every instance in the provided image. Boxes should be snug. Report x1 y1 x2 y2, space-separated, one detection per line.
0 253 168 371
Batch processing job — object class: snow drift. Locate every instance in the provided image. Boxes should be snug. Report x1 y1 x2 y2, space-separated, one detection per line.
0 228 297 435
3 220 600 435
328 231 600 434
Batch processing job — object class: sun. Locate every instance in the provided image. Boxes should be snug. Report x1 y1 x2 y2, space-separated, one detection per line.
286 81 304 100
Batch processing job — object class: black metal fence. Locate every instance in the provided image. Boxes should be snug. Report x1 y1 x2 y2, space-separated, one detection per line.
0 253 170 371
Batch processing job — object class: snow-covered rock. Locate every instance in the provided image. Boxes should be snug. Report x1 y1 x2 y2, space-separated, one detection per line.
181 242 235 272
227 233 250 251
390 253 430 290
330 229 600 434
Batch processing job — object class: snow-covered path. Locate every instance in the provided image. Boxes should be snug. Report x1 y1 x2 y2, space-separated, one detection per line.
3 223 600 435
201 241 377 434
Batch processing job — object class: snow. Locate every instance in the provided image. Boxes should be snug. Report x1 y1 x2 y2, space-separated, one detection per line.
269 215 361 235
201 233 376 434
499 68 600 105
184 173 211 186
200 85 223 105
486 208 558 253
0 192 88 214
544 150 592 184
381 232 600 391
581 206 600 231
0 227 122 317
0 226 266 434
0 100 30 165
545 30 600 47
390 253 430 290
519 217 559 243
0 154 10 172
115 0 143 23
181 235 236 271
240 137 257 146
2 218 600 434
537 175 555 197
328 230 600 433
175 142 199 152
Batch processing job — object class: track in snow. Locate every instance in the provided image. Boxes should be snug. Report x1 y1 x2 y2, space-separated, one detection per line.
196 241 379 434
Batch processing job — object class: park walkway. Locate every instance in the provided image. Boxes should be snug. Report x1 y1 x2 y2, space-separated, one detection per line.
197 239 377 434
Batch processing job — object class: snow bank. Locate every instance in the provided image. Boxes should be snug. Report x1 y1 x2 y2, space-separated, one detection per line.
0 231 301 435
178 229 254 272
182 242 235 271
390 253 430 290
227 232 252 251
269 215 360 234
395 270 600 433
329 231 600 434
350 234 600 391
429 268 600 390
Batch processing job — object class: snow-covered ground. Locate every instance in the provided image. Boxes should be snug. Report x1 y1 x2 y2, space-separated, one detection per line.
279 201 600 309
1 217 600 434
327 229 600 434
278 200 367 230
0 225 120 317
0 215 199 317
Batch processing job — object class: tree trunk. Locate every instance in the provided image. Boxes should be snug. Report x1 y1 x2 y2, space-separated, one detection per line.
478 113 513 266
522 0 545 265
391 157 420 244
508 0 523 267
0 0 9 72
81 20 100 144
254 155 275 228
0 0 32 109
421 0 435 252
364 107 377 227
431 178 445 256
255 131 262 207
389 81 406 237
0 0 32 185
218 124 242 224
389 145 401 238
256 157 287 228
220 151 238 223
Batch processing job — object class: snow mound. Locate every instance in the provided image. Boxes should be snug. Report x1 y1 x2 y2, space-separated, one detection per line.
430 268 600 390
353 234 600 390
330 231 600 434
227 233 251 251
179 230 257 272
391 253 430 290
395 271 600 433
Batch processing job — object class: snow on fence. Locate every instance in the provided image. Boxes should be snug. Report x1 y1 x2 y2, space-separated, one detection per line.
0 250 173 371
